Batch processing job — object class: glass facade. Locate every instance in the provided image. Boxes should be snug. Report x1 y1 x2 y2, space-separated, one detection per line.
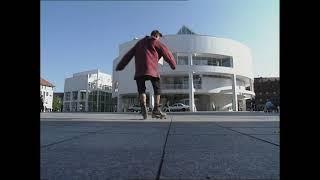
161 76 189 89
79 101 86 112
192 55 233 67
80 91 86 100
177 56 188 65
160 75 202 90
72 91 78 100
71 102 77 111
193 75 201 89
65 92 70 101
169 53 233 68
87 90 113 112
64 102 70 112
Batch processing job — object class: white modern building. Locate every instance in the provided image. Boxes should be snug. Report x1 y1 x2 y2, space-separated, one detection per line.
112 26 255 112
63 69 114 112
40 78 55 112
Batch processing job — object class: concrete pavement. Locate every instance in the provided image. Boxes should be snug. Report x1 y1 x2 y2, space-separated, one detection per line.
41 112 279 180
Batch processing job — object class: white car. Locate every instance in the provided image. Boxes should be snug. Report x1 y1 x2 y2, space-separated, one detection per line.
128 105 151 112
163 103 190 112
128 105 141 112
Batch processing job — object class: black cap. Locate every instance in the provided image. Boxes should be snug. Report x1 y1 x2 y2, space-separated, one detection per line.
151 30 162 37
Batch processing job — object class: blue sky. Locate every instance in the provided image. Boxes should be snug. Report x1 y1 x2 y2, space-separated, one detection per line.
41 0 279 92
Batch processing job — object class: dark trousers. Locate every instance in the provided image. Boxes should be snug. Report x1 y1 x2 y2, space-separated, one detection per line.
135 75 161 95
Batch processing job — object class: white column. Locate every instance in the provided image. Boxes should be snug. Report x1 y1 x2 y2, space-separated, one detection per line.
43 92 46 112
210 95 216 111
189 53 193 66
117 95 122 112
77 91 81 112
96 71 99 112
85 75 89 112
232 74 238 111
189 72 195 112
114 81 119 112
189 53 195 112
251 78 254 93
85 91 89 112
149 92 154 109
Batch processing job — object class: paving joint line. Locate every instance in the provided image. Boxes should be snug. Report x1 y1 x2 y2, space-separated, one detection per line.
155 113 174 180
214 123 280 147
41 128 109 149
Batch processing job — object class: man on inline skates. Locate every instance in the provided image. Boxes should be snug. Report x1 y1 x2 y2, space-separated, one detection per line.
116 30 176 119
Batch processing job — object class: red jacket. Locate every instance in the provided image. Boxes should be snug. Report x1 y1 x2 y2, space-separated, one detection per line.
116 36 176 80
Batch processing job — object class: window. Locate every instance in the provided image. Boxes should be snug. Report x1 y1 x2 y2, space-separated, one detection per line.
192 55 230 67
79 102 86 112
71 102 77 111
46 92 48 96
193 57 202 65
65 92 71 101
64 102 70 112
88 91 97 101
72 91 78 100
200 58 208 65
177 56 188 65
80 92 86 100
221 58 232 67
216 59 221 66
193 57 201 65
208 59 218 66
193 75 201 89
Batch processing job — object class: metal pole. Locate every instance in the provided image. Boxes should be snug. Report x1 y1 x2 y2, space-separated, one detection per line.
97 70 99 112
232 74 238 111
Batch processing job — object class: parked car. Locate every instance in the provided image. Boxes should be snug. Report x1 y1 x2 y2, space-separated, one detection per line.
128 105 141 112
128 105 151 112
163 103 190 112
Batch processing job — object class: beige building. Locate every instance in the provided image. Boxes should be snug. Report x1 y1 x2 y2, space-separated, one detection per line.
40 78 55 112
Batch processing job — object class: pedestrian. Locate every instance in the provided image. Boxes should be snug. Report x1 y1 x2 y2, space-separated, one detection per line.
251 98 256 111
116 30 176 119
265 99 274 113
40 95 44 112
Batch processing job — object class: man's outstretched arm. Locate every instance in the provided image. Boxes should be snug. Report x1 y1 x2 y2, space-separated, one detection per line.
157 42 176 70
116 46 136 71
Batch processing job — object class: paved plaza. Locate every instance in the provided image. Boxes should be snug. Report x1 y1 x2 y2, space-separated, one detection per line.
41 112 279 180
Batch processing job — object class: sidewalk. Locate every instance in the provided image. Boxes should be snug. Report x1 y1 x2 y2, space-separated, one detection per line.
41 112 279 180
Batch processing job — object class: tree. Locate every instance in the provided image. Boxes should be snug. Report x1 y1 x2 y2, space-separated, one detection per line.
52 96 62 112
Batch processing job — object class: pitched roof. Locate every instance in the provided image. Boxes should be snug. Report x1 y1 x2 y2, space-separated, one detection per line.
177 25 197 35
40 78 55 87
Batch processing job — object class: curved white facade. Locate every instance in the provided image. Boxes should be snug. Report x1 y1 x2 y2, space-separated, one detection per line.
112 33 255 112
